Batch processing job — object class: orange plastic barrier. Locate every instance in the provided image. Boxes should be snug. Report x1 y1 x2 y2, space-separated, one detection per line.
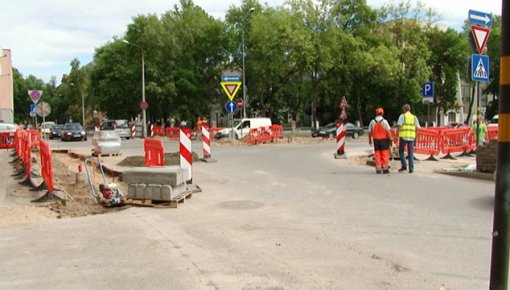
440 127 472 156
414 128 441 157
487 126 498 141
0 132 15 149
39 140 54 193
249 126 283 144
144 138 165 166
270 125 284 140
166 127 180 140
29 130 42 147
23 131 33 179
153 125 165 136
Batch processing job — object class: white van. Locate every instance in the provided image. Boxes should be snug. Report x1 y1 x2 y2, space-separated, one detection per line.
216 118 272 139
100 119 131 139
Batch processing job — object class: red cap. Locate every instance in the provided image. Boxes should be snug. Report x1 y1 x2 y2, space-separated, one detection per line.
375 108 384 115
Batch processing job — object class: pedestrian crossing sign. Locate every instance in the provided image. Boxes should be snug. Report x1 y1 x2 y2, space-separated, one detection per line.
471 54 489 82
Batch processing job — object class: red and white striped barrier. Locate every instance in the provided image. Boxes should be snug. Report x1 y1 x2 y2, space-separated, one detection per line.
202 126 211 158
336 122 347 157
180 129 192 182
131 124 136 138
150 124 154 137
94 124 100 132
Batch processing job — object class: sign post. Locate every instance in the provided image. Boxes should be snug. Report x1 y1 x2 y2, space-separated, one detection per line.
489 2 510 288
422 82 434 126
220 80 242 140
335 96 348 159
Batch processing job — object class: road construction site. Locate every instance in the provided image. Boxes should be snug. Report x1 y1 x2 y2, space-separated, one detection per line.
0 135 495 289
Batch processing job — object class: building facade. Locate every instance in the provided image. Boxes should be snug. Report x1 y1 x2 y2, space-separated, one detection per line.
0 49 14 123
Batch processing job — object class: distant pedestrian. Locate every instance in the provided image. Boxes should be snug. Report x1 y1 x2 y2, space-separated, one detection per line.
471 117 487 145
396 104 420 173
368 108 392 174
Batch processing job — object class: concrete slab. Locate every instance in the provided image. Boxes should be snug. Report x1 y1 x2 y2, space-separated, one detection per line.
122 166 185 186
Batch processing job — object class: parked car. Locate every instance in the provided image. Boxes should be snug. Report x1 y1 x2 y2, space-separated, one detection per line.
0 123 18 134
488 114 498 127
100 119 131 139
39 121 56 136
312 122 364 139
61 123 87 141
49 124 64 139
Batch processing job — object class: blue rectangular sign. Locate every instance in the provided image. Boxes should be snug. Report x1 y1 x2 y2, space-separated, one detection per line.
422 82 434 97
222 75 241 82
468 10 492 27
471 54 490 82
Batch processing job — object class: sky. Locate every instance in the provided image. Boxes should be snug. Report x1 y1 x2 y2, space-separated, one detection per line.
0 0 503 83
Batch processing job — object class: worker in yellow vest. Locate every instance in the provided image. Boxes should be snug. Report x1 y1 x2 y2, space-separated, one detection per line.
396 104 420 173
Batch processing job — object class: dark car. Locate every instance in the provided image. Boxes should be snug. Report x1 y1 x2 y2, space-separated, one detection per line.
61 123 87 141
312 122 364 139
49 124 64 139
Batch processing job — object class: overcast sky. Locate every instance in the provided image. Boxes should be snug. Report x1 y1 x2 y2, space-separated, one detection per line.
0 0 503 83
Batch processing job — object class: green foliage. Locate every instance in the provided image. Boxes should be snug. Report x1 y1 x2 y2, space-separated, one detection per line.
11 0 490 128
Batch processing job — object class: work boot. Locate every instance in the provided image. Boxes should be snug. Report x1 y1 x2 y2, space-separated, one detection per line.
398 167 407 172
383 169 390 174
376 170 382 174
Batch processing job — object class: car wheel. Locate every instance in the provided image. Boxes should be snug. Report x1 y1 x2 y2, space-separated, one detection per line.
352 132 359 139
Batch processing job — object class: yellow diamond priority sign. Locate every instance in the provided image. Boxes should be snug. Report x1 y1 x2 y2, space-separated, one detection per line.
220 82 241 101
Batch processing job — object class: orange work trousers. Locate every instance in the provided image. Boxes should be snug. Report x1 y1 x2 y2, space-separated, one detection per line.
373 139 390 170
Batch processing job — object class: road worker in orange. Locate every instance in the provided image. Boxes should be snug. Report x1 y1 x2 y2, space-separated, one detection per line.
368 108 393 174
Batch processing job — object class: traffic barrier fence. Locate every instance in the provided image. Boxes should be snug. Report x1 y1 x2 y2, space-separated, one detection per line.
153 125 165 136
144 138 165 166
0 132 16 149
248 125 284 144
39 140 54 192
487 126 498 141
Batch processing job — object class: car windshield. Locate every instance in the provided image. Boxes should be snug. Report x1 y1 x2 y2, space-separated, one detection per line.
66 124 82 130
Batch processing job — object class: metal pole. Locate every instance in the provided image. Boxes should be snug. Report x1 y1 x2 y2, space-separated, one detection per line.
489 0 510 288
476 82 480 148
242 28 246 119
142 49 147 138
81 90 85 127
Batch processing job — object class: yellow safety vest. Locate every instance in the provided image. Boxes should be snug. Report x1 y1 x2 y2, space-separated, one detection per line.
399 112 416 139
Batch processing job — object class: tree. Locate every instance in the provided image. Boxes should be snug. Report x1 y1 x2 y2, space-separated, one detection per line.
426 28 469 125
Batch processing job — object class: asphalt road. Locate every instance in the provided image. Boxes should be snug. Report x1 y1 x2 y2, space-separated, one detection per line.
0 137 495 289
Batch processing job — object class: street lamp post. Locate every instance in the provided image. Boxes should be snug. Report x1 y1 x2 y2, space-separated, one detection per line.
122 39 147 138
242 8 255 119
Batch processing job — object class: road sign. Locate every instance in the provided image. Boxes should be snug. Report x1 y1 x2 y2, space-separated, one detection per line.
140 101 149 110
471 25 491 54
225 101 238 113
220 82 241 101
422 82 434 104
339 96 348 109
222 75 241 82
468 10 492 27
28 90 42 104
422 82 434 97
36 102 52 117
237 97 244 108
472 54 490 82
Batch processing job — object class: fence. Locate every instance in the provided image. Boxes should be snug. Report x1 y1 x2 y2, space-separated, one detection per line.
390 126 484 159
39 140 54 193
144 138 165 166
248 125 284 144
0 132 16 149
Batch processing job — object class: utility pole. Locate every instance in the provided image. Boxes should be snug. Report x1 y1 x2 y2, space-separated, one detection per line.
489 0 510 288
